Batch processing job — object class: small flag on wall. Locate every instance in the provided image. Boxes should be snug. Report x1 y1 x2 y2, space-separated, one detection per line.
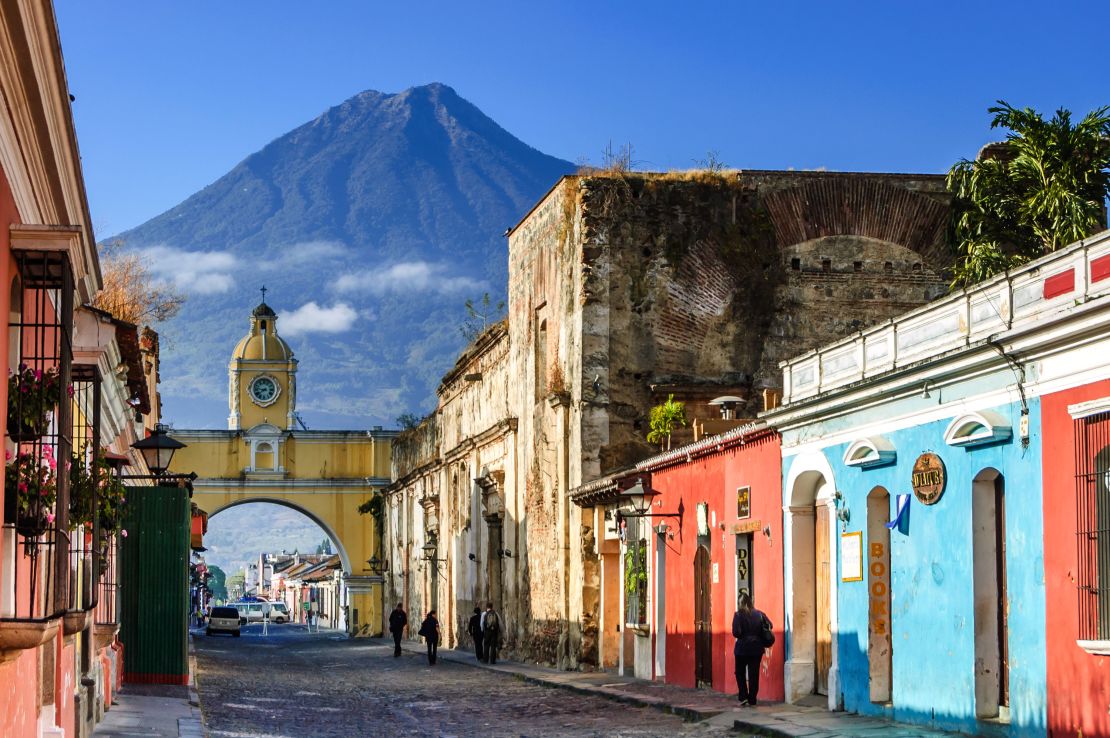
886 494 911 532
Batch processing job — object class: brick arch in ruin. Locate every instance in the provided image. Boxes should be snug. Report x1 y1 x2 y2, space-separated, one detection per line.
761 176 951 271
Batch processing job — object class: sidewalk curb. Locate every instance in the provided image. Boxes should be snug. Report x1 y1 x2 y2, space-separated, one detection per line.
186 635 209 738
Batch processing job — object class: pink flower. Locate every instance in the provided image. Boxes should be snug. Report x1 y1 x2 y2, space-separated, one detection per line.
66 385 74 398
120 530 128 538
33 369 42 381
40 488 48 497
46 512 55 524
4 450 11 461
17 482 27 493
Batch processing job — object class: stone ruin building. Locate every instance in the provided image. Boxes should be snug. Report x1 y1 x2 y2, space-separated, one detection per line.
384 169 953 668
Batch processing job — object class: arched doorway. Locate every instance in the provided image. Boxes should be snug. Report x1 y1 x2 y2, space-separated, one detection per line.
785 454 837 704
972 468 1008 720
866 486 892 704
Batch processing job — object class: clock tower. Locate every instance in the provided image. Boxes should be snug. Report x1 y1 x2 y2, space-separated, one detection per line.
228 294 298 431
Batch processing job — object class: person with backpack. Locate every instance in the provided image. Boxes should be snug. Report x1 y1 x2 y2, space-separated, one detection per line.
418 609 440 665
732 592 774 706
468 606 485 662
388 603 407 657
482 602 502 664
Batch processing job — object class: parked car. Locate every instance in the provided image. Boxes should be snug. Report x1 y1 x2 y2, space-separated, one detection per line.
268 601 290 623
207 606 241 637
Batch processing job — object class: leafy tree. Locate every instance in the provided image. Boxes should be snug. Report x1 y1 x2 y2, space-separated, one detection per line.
647 394 687 449
315 537 332 555
92 239 186 325
459 292 505 342
207 565 228 602
396 412 422 431
948 101 1110 287
226 572 245 599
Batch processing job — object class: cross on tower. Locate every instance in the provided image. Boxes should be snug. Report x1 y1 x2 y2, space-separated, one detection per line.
260 285 268 302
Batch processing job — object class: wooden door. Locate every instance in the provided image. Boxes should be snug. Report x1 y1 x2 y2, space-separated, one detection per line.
995 477 1009 708
815 504 831 695
694 545 712 686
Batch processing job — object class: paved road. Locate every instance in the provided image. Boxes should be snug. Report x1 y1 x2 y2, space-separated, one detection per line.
193 624 736 737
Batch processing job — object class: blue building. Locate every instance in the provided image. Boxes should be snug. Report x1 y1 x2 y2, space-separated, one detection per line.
757 232 1110 735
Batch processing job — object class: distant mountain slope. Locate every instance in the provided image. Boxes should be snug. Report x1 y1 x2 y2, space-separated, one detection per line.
112 83 573 429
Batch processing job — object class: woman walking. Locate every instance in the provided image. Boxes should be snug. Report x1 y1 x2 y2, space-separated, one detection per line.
418 609 441 665
732 593 772 706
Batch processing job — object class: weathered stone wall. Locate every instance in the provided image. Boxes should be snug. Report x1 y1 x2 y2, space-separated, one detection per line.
383 324 517 652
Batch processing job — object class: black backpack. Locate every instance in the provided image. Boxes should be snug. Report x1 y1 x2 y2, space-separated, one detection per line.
484 611 500 634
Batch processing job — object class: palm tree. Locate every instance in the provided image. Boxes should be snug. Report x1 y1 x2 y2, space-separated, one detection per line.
948 102 1110 287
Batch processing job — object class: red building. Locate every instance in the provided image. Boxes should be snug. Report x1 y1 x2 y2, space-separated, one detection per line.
637 424 785 698
572 424 786 697
1041 377 1110 738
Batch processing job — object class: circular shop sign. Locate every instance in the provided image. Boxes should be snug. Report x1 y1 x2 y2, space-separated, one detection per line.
911 452 946 505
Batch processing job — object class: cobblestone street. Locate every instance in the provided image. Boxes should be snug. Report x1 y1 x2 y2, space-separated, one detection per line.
193 624 737 738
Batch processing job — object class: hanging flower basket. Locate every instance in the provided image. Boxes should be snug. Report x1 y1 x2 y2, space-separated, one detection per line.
7 414 50 443
6 365 65 443
4 448 57 540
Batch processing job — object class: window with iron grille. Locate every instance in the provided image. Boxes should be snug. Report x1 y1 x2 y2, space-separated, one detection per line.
623 519 648 627
1076 409 1110 641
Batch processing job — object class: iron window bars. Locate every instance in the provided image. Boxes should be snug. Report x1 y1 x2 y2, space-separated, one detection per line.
2 249 74 624
66 364 101 617
1076 408 1110 641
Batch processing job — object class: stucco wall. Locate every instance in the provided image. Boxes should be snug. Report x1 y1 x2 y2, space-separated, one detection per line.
1041 379 1110 738
782 392 1047 736
649 432 785 700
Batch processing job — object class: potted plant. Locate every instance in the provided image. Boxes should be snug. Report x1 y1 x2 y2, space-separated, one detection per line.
7 364 64 442
647 394 687 450
4 446 58 538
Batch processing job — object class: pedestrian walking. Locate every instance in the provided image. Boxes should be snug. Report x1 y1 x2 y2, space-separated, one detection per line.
468 606 485 662
388 603 408 658
732 593 773 706
418 610 440 665
481 602 502 664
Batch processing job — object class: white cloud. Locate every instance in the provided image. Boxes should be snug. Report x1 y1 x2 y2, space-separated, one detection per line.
333 261 486 295
279 302 358 336
262 240 349 270
138 245 239 295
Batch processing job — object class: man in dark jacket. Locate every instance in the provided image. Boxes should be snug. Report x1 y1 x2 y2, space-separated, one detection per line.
467 607 485 662
482 602 502 664
388 603 407 657
732 593 771 706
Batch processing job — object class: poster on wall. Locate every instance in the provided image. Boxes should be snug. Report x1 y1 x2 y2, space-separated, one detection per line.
736 486 751 519
841 531 863 582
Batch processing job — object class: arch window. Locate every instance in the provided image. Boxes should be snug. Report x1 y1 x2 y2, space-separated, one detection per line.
843 436 896 468
944 410 1012 448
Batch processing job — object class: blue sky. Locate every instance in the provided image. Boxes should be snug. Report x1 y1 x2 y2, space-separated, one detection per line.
57 1 1109 240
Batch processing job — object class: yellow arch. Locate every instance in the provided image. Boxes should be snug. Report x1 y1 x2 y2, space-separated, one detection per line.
202 496 353 574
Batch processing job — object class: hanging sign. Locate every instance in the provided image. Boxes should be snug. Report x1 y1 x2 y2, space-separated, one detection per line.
736 486 751 519
911 453 946 505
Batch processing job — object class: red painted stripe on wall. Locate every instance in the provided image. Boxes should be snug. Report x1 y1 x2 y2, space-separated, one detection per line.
1092 254 1110 283
1043 269 1075 299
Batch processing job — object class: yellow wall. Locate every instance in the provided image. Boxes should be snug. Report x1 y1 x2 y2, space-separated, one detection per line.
168 431 394 636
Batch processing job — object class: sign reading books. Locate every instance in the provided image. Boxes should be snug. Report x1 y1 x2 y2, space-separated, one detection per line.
736 486 751 519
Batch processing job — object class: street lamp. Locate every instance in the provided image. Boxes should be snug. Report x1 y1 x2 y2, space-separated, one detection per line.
131 423 185 476
617 478 684 527
366 555 388 574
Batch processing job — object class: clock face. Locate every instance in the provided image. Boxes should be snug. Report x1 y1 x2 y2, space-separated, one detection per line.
250 377 278 404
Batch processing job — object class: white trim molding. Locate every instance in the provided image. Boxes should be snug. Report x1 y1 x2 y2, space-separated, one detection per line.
1068 397 1110 420
944 410 1012 448
1077 640 1110 656
842 436 896 468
